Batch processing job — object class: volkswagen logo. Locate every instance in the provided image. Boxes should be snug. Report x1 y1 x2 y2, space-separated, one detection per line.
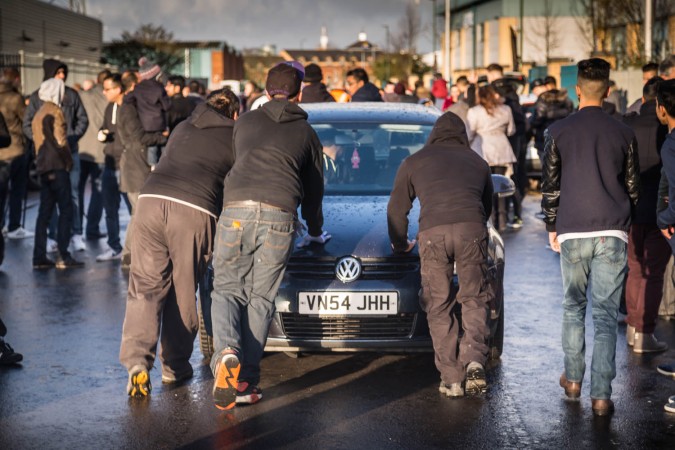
335 256 361 283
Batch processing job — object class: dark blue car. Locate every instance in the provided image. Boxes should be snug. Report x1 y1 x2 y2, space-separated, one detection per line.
200 103 511 360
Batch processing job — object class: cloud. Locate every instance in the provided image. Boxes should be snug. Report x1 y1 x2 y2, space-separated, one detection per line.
86 0 433 52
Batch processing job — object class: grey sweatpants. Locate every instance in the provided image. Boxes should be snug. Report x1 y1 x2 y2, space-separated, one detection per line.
121 191 139 266
119 196 215 378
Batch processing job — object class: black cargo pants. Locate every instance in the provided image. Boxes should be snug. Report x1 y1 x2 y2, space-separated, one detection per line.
418 222 491 385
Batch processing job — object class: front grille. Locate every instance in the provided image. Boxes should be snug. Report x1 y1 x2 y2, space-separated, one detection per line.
285 257 419 280
280 313 416 339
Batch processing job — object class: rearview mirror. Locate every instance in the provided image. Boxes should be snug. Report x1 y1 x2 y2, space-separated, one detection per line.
491 174 516 198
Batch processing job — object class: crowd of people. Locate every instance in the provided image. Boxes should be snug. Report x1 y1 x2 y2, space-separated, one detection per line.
0 52 674 416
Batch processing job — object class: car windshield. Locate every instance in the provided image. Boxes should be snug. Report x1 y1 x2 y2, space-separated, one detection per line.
311 122 434 195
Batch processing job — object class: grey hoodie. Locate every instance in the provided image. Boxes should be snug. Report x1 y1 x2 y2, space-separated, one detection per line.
38 78 64 106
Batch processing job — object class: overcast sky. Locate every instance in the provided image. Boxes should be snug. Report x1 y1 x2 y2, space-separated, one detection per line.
81 0 435 53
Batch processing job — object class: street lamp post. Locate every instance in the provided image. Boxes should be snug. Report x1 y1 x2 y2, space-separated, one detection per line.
645 0 653 62
444 0 451 81
383 24 391 81
431 0 438 72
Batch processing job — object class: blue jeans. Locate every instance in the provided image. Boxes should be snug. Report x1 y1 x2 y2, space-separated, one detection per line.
101 167 122 253
210 204 295 385
79 160 103 236
560 236 627 400
34 170 73 260
48 152 81 237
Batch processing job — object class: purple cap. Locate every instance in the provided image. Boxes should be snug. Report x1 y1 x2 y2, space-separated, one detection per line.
266 61 305 98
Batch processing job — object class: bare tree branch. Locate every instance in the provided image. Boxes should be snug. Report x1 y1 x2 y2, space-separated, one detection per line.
393 1 423 54
525 0 563 62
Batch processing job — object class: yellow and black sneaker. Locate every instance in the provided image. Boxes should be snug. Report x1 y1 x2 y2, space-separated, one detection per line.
213 349 240 410
127 365 152 397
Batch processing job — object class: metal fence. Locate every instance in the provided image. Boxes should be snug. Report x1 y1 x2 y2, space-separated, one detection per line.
0 51 115 96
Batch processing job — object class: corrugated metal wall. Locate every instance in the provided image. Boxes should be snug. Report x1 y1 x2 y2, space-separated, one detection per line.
0 0 106 94
0 0 102 59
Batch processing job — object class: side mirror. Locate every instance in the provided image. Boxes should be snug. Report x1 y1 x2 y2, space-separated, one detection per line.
491 174 516 198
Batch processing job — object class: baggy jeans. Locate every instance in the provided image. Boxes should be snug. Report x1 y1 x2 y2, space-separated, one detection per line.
418 223 491 385
210 204 295 385
560 236 627 400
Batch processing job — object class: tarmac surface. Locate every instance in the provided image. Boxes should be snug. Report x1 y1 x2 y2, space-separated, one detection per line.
1 193 674 449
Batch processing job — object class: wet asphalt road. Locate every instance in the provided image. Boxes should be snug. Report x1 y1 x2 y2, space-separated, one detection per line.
1 193 675 450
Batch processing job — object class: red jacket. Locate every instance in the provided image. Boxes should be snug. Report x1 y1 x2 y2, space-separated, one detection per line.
431 79 448 99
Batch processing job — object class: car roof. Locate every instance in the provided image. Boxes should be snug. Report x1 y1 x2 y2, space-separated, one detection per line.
300 102 442 125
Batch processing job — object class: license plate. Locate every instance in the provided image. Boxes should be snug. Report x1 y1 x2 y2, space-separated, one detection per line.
298 291 398 315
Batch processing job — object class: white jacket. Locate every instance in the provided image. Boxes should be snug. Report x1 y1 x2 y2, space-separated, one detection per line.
467 104 516 166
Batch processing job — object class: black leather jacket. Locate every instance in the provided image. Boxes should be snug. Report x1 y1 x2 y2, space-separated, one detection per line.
542 116 640 233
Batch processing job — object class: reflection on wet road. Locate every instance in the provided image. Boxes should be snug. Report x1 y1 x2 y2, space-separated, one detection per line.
0 194 674 449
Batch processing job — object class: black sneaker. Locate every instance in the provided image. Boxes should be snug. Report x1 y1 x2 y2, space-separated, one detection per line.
465 361 487 395
235 381 263 405
55 255 84 269
33 256 56 269
0 339 23 365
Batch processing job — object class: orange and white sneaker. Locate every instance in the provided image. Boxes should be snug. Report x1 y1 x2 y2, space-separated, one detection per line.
127 365 152 397
235 381 263 405
213 349 240 410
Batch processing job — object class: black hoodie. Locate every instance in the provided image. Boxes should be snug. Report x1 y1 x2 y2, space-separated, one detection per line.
387 112 493 250
223 99 324 236
141 103 235 216
23 59 88 152
300 82 335 103
42 59 67 81
351 82 383 102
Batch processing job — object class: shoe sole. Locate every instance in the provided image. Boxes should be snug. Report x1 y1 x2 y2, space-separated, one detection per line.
55 264 85 269
633 346 668 354
213 354 240 410
33 264 54 270
235 392 263 404
657 366 675 378
129 370 151 397
465 367 487 395
665 402 675 413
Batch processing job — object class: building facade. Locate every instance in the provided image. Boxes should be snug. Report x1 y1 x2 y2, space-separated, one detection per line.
441 0 675 82
0 0 105 94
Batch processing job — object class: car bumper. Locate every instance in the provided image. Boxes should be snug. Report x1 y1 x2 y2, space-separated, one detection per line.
264 271 460 352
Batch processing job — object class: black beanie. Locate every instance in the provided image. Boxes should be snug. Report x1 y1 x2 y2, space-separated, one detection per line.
304 63 323 83
43 59 68 81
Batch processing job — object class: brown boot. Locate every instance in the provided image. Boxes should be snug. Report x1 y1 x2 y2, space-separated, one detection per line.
560 373 581 398
591 398 614 416
633 333 668 354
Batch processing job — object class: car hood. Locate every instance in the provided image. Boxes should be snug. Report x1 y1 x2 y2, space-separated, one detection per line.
294 195 420 259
